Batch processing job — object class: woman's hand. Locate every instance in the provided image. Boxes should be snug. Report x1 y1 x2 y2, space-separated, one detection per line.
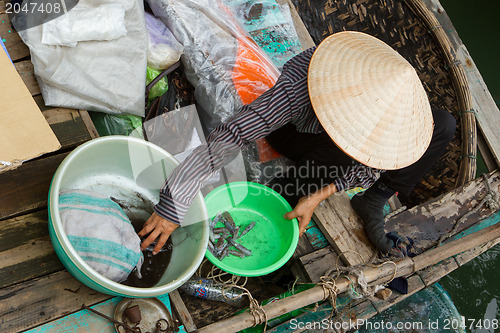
138 212 179 255
284 195 320 236
283 183 337 237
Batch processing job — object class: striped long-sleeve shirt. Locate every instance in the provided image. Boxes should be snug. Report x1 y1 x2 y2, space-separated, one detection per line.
154 47 383 224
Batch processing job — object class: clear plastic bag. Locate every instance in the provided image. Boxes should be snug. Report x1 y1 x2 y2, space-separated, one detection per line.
147 0 280 132
145 12 183 70
222 0 303 69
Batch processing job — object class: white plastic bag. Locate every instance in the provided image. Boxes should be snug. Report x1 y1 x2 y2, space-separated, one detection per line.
42 4 127 47
17 0 148 116
145 12 183 69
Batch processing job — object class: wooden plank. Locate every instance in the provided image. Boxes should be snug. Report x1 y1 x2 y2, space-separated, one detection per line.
412 222 500 272
416 257 458 286
14 60 40 96
292 232 315 259
24 298 118 333
0 270 111 333
32 96 95 150
24 294 175 333
0 210 64 288
266 302 338 333
0 0 30 62
312 193 376 266
43 108 94 150
454 237 500 267
370 274 426 314
0 152 68 221
477 130 498 172
385 170 500 251
304 223 329 250
333 299 378 331
169 290 197 333
79 110 100 139
299 246 342 283
422 0 500 168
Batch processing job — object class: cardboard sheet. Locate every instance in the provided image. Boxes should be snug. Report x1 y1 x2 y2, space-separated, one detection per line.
0 47 60 172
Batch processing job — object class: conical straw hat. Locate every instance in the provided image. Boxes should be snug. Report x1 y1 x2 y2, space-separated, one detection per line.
308 31 434 170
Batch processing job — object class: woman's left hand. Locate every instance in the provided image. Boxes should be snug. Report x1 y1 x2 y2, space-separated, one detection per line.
284 195 320 237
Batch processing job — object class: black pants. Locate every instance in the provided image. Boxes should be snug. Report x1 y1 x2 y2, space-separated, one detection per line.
265 108 456 206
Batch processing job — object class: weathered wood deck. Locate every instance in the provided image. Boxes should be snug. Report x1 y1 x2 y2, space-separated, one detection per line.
1 0 500 332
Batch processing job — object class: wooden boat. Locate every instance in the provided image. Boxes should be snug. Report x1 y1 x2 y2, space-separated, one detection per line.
0 0 499 332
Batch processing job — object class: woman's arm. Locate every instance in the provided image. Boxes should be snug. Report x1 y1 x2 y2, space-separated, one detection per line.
140 77 296 253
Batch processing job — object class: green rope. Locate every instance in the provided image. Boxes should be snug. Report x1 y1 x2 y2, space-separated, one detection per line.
459 109 478 118
461 155 477 160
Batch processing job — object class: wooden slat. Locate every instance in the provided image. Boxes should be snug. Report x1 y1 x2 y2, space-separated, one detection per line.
14 60 40 96
385 170 500 251
299 246 341 283
421 0 500 168
32 96 95 149
25 294 173 333
43 108 93 150
0 152 68 221
170 290 197 333
0 210 63 288
79 110 100 139
0 1 30 62
0 270 111 333
292 234 315 259
312 193 376 266
417 257 458 286
454 237 500 266
477 130 498 172
304 223 329 250
266 302 338 333
333 299 378 331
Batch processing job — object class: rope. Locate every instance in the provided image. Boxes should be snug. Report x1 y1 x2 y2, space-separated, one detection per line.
318 276 339 308
437 173 500 246
197 260 265 328
197 259 248 287
320 250 398 301
222 284 268 331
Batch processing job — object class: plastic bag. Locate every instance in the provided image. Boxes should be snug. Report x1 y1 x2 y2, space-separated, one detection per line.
222 0 303 69
143 104 247 186
147 0 280 132
41 3 127 47
145 12 183 70
91 112 144 139
146 67 169 101
15 0 148 116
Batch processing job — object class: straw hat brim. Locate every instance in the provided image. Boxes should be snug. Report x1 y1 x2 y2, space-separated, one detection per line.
308 31 434 170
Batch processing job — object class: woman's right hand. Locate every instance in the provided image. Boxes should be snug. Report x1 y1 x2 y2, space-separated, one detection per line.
138 212 179 255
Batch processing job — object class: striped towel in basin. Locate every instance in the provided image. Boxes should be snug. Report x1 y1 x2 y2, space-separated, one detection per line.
59 189 143 283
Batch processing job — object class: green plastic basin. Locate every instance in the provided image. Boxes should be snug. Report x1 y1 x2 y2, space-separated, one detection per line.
205 182 299 276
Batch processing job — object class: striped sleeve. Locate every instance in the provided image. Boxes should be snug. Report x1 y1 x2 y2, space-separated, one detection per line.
333 164 385 192
154 76 296 224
